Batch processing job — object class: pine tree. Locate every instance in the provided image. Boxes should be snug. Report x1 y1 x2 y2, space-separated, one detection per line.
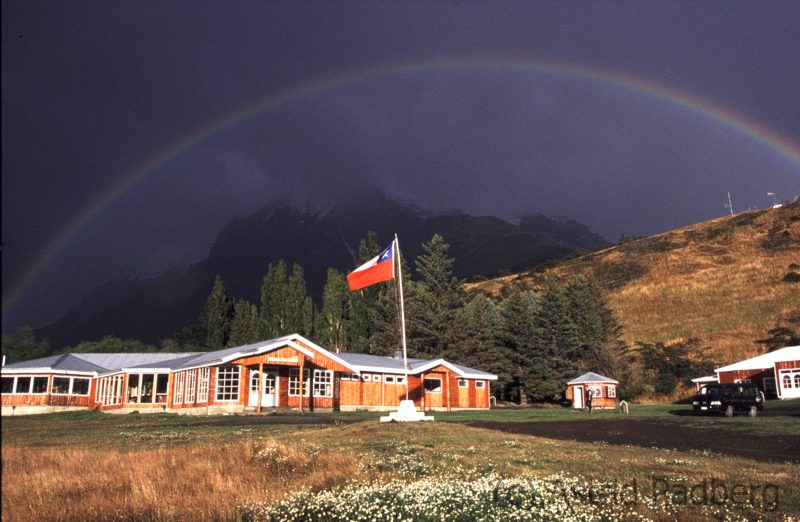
528 277 582 401
258 260 289 339
228 299 259 347
407 234 464 357
454 294 516 399
565 275 630 382
204 275 232 349
497 286 539 403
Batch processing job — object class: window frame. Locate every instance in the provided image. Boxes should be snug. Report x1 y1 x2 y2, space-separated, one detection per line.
288 368 311 397
215 366 241 402
423 377 442 393
197 368 210 403
475 380 486 389
51 376 91 396
312 369 333 398
457 378 468 388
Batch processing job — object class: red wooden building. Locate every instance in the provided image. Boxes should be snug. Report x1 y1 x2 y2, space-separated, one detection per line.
714 345 800 400
565 372 618 409
1 334 496 415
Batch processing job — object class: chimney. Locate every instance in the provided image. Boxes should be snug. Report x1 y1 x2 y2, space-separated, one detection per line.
394 349 402 360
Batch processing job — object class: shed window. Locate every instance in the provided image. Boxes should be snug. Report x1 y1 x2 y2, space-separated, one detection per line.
475 381 485 389
215 366 240 402
458 379 468 388
606 385 616 398
424 378 442 393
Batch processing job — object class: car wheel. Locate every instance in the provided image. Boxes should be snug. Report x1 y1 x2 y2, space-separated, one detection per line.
725 405 734 417
749 406 757 418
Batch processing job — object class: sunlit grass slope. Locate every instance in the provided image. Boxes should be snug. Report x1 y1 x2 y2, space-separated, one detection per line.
468 202 800 364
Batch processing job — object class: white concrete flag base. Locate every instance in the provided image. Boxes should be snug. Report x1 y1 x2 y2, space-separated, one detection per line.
380 399 434 422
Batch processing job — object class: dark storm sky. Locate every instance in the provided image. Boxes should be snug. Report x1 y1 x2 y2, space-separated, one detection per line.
3 1 800 332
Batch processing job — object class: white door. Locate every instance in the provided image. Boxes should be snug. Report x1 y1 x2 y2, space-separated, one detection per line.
573 385 584 409
249 370 278 407
249 370 261 407
262 371 277 407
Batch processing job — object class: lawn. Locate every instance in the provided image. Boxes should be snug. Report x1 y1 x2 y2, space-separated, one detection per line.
2 402 798 521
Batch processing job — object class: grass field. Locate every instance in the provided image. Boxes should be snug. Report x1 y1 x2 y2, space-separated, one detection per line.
3 402 799 521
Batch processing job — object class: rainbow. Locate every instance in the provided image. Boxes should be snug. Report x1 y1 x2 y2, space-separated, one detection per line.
5 57 800 318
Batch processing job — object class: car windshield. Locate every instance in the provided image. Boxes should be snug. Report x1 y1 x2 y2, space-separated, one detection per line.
699 386 721 397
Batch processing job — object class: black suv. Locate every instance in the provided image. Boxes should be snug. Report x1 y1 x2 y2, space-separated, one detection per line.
692 383 764 417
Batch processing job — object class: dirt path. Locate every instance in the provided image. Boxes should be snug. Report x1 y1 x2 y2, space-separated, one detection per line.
468 418 800 463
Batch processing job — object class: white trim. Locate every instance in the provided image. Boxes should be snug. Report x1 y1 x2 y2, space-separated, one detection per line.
346 362 498 381
715 346 800 373
1 368 97 377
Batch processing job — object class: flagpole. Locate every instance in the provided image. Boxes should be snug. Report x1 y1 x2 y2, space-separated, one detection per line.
394 234 410 401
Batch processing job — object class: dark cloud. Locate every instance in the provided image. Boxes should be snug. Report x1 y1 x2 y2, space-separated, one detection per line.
3 1 799 331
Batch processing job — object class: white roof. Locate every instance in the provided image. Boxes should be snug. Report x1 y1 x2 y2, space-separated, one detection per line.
691 375 718 384
715 345 800 373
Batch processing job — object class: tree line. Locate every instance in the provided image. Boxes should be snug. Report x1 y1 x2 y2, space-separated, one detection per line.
3 232 730 402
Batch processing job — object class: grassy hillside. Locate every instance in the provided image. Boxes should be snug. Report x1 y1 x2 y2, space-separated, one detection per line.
467 202 800 365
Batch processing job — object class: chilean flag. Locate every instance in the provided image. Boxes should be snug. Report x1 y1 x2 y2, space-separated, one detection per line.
347 242 395 291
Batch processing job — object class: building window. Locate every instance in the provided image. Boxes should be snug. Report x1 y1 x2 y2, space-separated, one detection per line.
51 376 90 396
97 375 124 406
174 372 185 404
1 377 14 394
795 374 800 388
350 373 361 381
475 381 485 389
32 376 48 393
607 385 617 398
14 376 32 394
185 370 197 404
458 379 468 388
395 376 406 384
198 368 210 402
362 373 372 382
216 366 240 402
783 374 793 389
385 375 395 383
372 374 382 383
155 374 169 404
424 378 442 393
313 369 333 397
288 368 310 396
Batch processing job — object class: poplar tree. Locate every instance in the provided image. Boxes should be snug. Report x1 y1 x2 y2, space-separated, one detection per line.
258 260 288 339
204 275 232 349
347 231 381 353
319 268 350 353
228 299 259 347
285 263 315 337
